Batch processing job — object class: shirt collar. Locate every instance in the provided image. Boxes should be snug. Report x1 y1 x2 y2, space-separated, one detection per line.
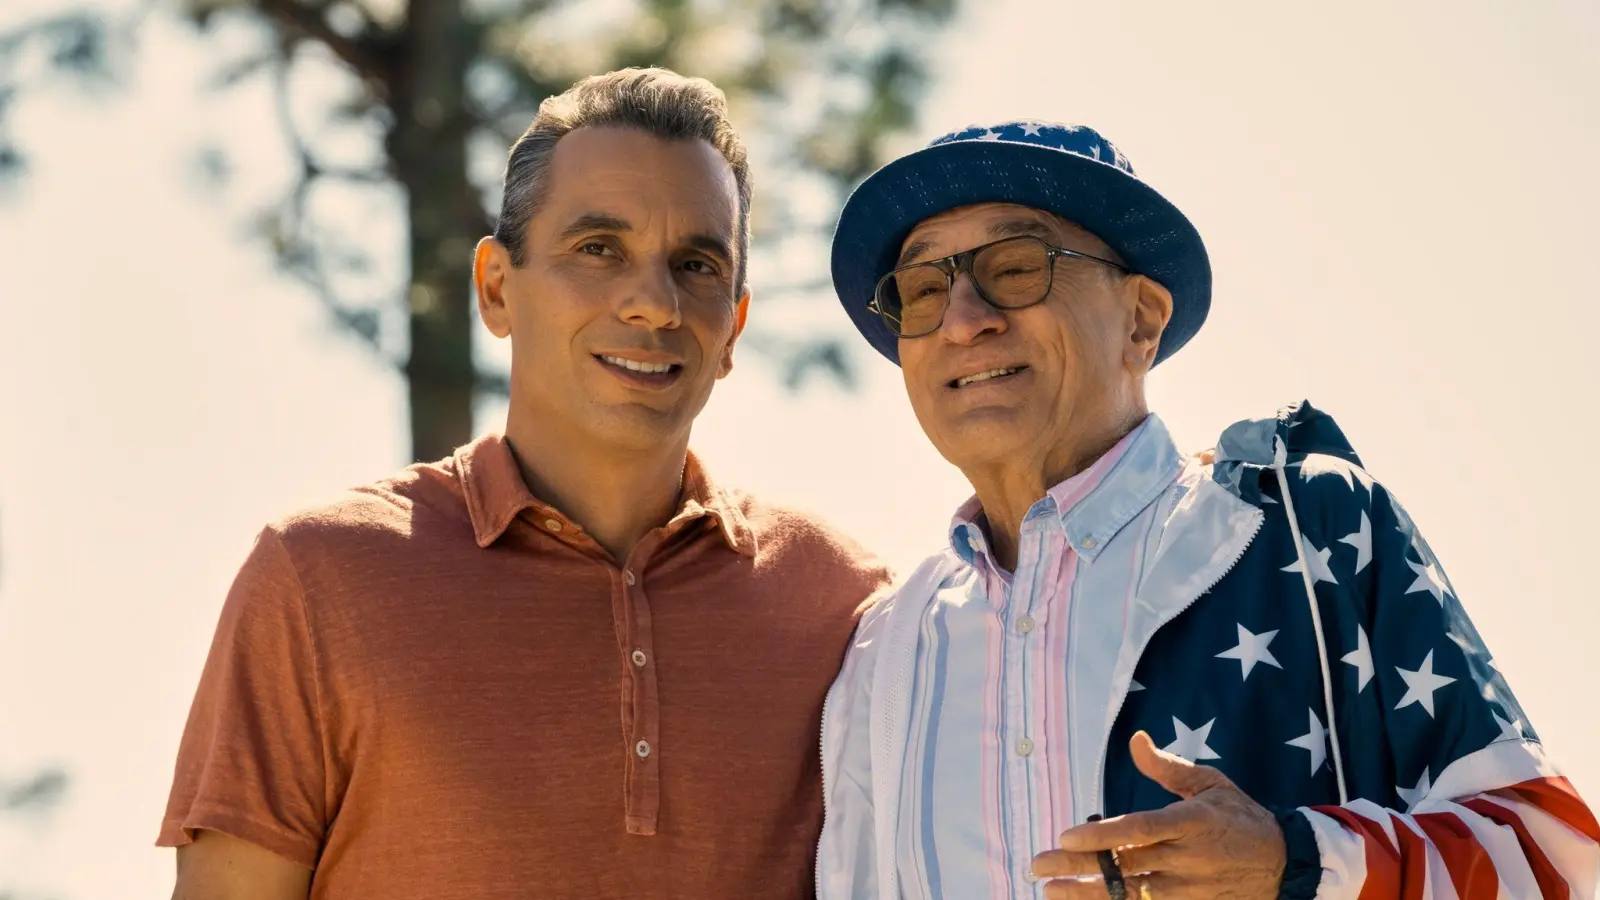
948 414 1184 565
454 434 757 556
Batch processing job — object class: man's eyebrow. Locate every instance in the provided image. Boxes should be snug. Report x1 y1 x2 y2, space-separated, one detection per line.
685 233 734 264
556 212 631 242
987 218 1057 241
897 238 936 268
897 218 1058 268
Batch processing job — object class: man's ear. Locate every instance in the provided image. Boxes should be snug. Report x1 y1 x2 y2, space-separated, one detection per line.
476 237 514 339
1125 275 1173 375
717 291 751 379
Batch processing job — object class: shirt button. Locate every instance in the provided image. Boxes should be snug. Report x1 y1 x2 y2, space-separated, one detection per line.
543 518 563 533
623 569 636 586
1016 615 1035 634
1082 536 1097 549
631 649 648 667
635 740 651 759
1017 737 1034 757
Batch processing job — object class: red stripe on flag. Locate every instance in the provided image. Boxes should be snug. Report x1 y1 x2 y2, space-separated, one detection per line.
1315 806 1419 900
1462 797 1568 900
1502 776 1600 842
1413 811 1499 898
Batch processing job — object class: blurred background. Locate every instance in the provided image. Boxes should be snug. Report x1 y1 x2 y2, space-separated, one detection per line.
0 0 1596 895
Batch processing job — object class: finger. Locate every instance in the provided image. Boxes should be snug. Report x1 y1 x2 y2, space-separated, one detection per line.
1057 805 1194 852
1110 841 1192 876
1041 876 1116 900
1129 731 1232 799
1123 872 1190 899
1030 849 1105 879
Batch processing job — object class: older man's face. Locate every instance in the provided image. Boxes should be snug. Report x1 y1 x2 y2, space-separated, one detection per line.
895 202 1162 475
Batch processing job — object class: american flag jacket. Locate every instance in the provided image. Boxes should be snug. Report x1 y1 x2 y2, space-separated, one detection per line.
818 401 1599 899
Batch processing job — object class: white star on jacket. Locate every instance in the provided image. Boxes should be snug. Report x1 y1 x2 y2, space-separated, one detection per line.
1406 557 1452 604
1216 623 1283 680
1493 710 1523 742
1395 650 1457 716
1282 534 1339 585
1397 767 1433 810
1164 717 1221 762
1285 709 1329 775
1292 455 1375 492
1342 625 1375 692
1339 510 1373 574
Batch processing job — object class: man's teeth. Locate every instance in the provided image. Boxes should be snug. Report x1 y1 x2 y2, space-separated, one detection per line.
955 367 1020 388
602 355 675 374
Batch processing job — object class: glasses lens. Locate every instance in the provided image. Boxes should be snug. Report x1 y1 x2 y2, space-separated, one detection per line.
878 263 949 337
974 238 1052 308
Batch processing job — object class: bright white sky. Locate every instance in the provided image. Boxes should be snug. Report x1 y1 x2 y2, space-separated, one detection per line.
1 0 1597 896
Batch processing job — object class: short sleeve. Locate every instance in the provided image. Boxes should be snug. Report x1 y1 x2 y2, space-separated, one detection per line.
156 527 327 869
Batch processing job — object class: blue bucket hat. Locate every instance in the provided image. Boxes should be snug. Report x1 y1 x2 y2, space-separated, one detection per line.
830 121 1211 367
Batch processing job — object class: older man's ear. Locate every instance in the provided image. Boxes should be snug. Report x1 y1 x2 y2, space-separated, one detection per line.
1125 276 1174 374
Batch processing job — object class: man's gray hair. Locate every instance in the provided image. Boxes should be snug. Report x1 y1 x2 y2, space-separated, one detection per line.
494 67 754 293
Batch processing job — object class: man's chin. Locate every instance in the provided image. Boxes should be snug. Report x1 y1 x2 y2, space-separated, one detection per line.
927 413 1035 468
571 394 704 453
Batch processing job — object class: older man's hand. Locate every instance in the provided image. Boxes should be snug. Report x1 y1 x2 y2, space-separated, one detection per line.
1030 731 1286 899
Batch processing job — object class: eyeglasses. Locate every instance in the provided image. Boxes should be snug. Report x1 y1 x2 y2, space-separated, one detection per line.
867 235 1131 339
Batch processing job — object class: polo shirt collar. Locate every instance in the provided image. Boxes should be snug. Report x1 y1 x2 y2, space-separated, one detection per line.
454 433 756 556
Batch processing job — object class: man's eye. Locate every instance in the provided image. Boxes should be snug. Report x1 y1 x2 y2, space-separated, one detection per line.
579 241 615 257
682 259 720 276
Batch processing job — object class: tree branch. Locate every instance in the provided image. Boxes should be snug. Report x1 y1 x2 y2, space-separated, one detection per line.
253 0 392 88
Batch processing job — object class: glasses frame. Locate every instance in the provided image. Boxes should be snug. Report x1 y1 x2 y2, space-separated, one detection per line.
867 234 1131 339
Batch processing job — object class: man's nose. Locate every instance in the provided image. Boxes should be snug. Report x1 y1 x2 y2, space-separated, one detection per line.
938 272 1006 345
617 259 683 330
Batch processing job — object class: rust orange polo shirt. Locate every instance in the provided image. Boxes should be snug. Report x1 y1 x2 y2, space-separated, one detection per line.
158 433 890 898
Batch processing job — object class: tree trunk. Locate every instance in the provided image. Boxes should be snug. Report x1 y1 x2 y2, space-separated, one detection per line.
393 0 479 463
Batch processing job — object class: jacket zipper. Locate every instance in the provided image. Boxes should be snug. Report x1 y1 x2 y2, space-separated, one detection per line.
816 678 836 899
1090 509 1265 817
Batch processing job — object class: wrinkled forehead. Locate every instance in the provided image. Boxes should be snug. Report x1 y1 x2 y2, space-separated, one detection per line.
897 202 1113 266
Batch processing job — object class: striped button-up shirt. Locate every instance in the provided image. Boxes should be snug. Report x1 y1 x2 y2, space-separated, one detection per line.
895 416 1178 900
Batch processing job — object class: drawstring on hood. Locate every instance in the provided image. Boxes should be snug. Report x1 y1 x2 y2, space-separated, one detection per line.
1213 400 1361 804
1271 435 1350 804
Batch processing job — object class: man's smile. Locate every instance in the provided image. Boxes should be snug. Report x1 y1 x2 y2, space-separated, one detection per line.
948 364 1030 389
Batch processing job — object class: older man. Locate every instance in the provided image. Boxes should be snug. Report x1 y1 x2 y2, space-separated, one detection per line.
158 68 888 899
817 122 1598 899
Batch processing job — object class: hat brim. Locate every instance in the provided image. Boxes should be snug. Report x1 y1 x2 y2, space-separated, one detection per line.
830 139 1211 367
